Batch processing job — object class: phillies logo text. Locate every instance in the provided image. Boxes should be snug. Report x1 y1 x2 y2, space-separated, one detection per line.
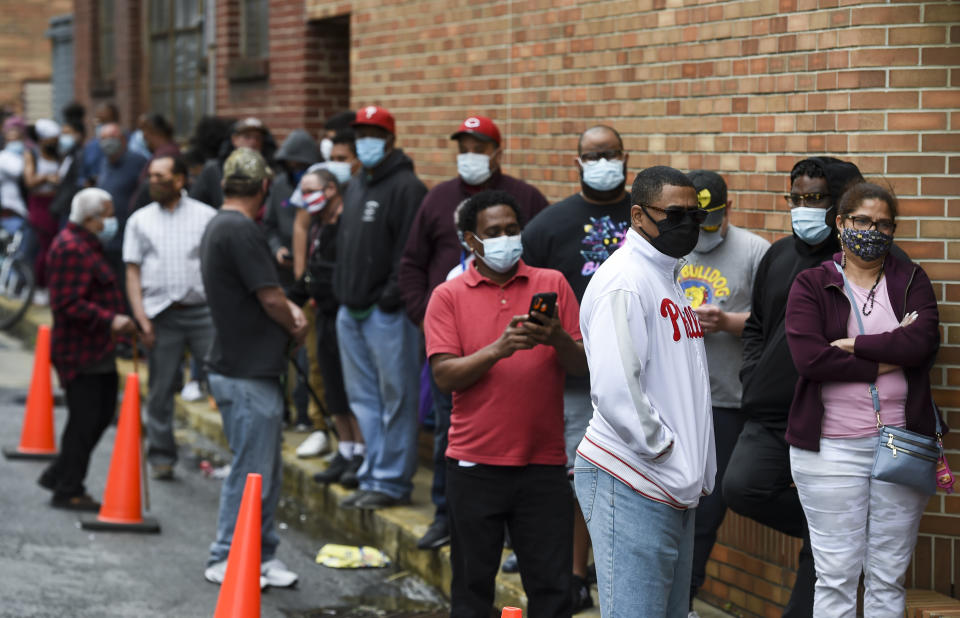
660 298 704 341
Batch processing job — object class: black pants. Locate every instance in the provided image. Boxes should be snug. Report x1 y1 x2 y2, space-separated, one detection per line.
723 420 815 618
690 407 746 601
41 371 118 499
446 460 573 618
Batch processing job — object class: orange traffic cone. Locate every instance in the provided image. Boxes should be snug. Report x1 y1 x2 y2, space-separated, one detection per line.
80 372 160 532
501 607 522 617
3 324 57 460
214 473 262 618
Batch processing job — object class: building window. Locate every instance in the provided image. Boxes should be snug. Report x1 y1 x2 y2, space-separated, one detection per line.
149 0 206 137
98 0 115 82
240 0 268 59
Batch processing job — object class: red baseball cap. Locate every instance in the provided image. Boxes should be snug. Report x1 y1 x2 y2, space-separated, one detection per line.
352 105 395 134
450 116 501 146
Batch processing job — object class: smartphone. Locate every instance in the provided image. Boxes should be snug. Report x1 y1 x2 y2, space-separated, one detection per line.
528 292 557 325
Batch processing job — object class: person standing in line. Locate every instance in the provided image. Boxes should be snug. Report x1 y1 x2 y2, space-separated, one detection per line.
189 117 274 209
399 115 548 549
23 119 66 303
333 106 427 510
200 148 306 588
574 166 716 618
785 183 942 616
123 155 217 481
521 124 632 610
38 188 137 510
677 170 769 616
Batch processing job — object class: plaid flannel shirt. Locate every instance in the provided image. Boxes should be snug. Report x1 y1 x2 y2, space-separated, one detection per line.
47 223 125 383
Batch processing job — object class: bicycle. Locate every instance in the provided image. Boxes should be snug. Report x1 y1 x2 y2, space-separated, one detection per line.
0 227 35 330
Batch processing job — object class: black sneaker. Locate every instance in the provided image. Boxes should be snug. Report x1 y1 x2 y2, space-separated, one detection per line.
571 574 594 613
416 519 450 550
339 455 363 489
339 490 371 509
501 552 519 573
313 453 350 484
352 490 410 510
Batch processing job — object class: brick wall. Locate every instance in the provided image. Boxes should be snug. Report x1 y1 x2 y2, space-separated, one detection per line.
303 0 959 615
213 0 350 142
0 0 72 115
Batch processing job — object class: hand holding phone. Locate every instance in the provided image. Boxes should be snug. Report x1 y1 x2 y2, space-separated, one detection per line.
527 292 557 325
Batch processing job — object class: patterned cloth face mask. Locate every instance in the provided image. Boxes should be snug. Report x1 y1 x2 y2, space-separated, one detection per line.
840 227 892 262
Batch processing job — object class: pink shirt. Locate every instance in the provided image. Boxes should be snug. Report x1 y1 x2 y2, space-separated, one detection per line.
424 260 581 466
821 276 907 438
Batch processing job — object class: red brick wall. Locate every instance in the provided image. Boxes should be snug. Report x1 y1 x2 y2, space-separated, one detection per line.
0 0 72 114
302 0 959 614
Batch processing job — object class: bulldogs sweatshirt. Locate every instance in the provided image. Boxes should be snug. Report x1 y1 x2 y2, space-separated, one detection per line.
577 228 716 509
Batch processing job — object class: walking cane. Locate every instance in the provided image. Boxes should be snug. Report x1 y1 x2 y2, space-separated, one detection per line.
131 333 151 512
288 356 339 439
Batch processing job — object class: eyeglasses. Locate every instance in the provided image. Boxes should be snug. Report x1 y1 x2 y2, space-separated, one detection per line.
579 149 624 163
642 204 709 225
844 215 896 235
784 192 830 207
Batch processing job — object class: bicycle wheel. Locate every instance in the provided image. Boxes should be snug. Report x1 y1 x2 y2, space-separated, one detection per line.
0 258 35 330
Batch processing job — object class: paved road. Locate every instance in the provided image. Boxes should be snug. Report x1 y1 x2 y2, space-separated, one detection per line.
0 332 446 618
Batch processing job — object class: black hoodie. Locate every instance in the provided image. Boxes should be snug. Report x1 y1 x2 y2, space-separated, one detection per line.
739 157 911 430
333 148 427 312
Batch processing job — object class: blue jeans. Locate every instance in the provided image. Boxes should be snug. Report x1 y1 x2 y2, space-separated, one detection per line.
574 455 696 618
336 306 420 499
207 373 283 564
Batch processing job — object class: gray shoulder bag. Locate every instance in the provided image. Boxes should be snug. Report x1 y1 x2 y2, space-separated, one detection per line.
833 262 942 495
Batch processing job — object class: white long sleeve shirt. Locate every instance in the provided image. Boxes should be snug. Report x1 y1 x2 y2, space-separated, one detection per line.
577 228 716 509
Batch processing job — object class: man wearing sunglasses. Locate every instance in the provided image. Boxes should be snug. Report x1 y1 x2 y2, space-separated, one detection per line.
575 165 716 618
677 170 770 616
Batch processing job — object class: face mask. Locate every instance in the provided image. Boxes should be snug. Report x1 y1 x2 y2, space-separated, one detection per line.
320 138 334 162
149 180 178 204
841 228 892 263
694 228 724 253
580 158 625 192
355 137 386 168
791 206 832 245
58 134 76 155
100 138 123 158
637 205 701 259
129 130 149 155
97 217 118 244
5 141 24 156
457 152 492 186
95 124 104 139
326 161 353 185
475 234 522 273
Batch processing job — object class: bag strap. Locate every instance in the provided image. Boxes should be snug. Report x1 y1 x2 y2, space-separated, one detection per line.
833 262 883 427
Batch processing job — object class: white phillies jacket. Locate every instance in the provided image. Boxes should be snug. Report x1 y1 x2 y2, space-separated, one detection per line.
577 228 716 509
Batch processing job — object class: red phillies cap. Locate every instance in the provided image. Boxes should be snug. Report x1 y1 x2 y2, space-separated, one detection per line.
352 105 395 134
450 116 501 146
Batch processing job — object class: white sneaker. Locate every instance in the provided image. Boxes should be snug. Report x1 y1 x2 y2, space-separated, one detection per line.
688 612 701 618
295 431 329 458
33 289 49 306
180 381 204 402
261 558 298 587
203 560 268 589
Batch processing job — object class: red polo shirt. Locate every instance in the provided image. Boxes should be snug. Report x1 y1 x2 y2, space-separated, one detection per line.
424 260 581 466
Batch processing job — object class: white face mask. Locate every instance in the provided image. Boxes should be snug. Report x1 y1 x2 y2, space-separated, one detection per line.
580 157 625 192
475 234 522 273
320 138 334 162
791 206 832 245
326 161 353 185
457 152 493 186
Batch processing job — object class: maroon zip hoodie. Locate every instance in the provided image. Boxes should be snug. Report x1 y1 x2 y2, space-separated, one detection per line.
784 251 945 451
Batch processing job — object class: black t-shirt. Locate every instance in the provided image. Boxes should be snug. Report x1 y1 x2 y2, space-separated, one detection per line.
522 192 632 302
200 210 289 378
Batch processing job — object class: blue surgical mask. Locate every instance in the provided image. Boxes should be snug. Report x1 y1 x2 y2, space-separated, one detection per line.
58 134 76 155
355 137 387 169
97 216 118 244
457 153 492 186
476 234 522 273
791 206 832 245
326 161 353 185
580 158 625 192
4 141 24 156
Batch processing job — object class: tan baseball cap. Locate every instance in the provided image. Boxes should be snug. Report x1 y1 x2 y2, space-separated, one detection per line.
223 147 274 182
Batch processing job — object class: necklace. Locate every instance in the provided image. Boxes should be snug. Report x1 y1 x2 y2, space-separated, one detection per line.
842 251 884 316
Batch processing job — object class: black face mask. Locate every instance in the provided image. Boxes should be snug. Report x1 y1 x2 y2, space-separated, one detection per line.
637 204 704 258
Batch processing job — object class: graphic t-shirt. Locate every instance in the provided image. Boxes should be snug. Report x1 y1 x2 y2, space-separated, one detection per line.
677 225 769 408
522 192 632 302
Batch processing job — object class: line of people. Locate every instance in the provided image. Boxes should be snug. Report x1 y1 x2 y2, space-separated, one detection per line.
25 101 945 618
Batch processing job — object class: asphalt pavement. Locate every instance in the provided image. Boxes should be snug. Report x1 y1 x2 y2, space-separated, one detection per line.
0 332 446 618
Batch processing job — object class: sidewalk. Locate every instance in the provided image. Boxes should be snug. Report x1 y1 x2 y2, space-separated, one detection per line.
5 306 733 616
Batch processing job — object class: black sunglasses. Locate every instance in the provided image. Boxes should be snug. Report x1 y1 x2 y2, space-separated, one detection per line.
642 204 709 225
